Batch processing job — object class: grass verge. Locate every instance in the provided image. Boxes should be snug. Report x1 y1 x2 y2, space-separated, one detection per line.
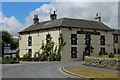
64 67 119 79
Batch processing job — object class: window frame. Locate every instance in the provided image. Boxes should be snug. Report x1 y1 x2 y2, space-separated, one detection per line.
100 35 105 45
71 34 77 45
85 34 91 45
28 36 32 46
71 47 77 58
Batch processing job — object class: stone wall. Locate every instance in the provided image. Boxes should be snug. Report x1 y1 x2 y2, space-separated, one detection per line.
84 56 120 70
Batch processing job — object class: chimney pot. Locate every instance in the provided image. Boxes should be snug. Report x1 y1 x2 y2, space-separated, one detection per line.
33 15 39 25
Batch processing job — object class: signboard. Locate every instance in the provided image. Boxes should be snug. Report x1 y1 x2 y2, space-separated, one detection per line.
77 31 100 35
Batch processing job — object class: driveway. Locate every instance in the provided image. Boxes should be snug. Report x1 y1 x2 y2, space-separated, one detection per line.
2 61 84 78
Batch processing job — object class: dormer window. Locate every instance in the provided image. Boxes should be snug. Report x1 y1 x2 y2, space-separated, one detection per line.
28 36 32 46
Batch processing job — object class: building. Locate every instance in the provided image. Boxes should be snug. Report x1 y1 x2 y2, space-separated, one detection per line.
113 29 120 54
19 11 119 61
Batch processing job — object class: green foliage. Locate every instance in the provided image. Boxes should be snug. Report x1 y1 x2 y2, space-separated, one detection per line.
2 57 19 64
2 30 18 50
49 53 56 61
108 53 115 58
35 33 66 61
40 51 47 61
56 34 66 61
33 52 40 61
23 53 31 61
56 52 61 61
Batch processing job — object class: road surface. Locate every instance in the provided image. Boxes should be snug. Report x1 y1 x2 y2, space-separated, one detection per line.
2 61 83 78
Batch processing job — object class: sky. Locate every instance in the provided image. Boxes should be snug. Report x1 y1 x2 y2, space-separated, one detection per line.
0 0 119 37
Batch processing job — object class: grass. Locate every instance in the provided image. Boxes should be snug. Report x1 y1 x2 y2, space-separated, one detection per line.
64 67 119 79
90 54 119 59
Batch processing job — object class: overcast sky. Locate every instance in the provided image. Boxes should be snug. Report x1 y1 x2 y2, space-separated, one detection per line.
0 0 119 37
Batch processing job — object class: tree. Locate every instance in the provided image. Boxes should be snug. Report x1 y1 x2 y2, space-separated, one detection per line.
2 31 18 50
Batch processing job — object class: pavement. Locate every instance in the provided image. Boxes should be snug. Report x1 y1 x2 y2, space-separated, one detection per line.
2 61 119 79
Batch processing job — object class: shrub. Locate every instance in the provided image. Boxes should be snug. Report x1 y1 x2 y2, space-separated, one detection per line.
2 57 19 64
40 52 47 61
108 53 114 58
56 52 61 61
23 53 31 61
49 53 56 61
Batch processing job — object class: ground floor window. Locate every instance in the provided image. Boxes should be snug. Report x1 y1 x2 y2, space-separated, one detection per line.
71 47 77 58
99 47 107 55
114 49 117 54
28 49 32 58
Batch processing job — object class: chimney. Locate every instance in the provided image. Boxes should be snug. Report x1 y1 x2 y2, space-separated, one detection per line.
95 13 101 22
50 11 57 21
33 15 39 24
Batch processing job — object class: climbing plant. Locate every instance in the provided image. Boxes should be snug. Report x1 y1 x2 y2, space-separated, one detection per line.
56 34 66 61
34 33 66 61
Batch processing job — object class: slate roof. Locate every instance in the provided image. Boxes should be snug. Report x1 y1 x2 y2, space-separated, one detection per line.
19 18 113 34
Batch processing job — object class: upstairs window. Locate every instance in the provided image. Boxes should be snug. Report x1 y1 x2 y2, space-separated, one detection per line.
46 34 51 44
114 35 118 43
28 36 32 46
85 34 91 45
71 34 77 45
100 35 105 45
71 47 77 58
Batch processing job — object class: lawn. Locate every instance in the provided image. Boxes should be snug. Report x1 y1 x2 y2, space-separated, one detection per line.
64 67 119 79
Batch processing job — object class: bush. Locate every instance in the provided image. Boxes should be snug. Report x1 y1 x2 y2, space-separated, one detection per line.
23 53 31 61
108 53 114 58
49 53 56 61
2 58 19 64
56 53 61 61
40 52 47 61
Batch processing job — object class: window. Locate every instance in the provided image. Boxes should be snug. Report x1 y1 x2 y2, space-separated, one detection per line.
46 34 51 44
114 35 118 43
28 49 32 58
28 36 32 46
99 47 105 55
118 49 120 54
71 34 77 45
71 47 77 58
114 49 116 54
100 35 105 45
85 34 91 45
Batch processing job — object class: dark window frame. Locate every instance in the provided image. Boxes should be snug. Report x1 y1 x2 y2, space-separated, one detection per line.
28 49 32 58
100 47 106 55
46 34 51 44
114 35 118 43
71 34 77 45
85 34 91 45
71 47 77 58
100 35 105 45
28 36 32 46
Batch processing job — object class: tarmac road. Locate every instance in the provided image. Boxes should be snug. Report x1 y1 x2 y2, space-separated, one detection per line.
2 61 83 78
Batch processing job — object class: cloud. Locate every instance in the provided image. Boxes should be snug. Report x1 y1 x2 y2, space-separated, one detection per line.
0 2 118 37
25 2 118 29
0 12 23 37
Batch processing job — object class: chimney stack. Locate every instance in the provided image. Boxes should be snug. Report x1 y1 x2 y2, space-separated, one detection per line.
50 11 57 21
33 15 39 25
95 13 101 22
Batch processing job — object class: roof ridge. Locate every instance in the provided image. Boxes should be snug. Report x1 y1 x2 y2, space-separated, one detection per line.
59 18 65 26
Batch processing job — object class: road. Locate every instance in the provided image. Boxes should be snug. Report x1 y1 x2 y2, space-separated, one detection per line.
2 61 84 78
